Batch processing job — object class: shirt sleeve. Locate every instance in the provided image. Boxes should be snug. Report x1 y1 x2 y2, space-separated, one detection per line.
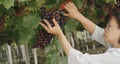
68 48 120 64
91 25 111 48
68 48 89 64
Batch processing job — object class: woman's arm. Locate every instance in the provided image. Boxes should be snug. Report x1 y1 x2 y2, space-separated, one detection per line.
56 31 72 56
64 2 111 48
40 18 72 56
64 2 96 34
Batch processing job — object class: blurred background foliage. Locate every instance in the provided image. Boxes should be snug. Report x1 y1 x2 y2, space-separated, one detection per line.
0 0 119 64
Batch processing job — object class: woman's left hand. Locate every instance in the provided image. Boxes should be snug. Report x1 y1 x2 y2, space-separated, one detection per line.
40 18 72 56
40 18 63 37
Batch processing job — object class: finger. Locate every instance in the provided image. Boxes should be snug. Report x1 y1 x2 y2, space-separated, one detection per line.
65 3 71 8
68 2 72 6
63 13 70 17
43 19 52 28
68 2 77 11
40 23 49 31
70 2 76 8
64 6 70 11
52 18 59 26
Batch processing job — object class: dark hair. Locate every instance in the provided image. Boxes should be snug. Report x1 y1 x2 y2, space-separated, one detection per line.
113 12 120 28
112 12 120 44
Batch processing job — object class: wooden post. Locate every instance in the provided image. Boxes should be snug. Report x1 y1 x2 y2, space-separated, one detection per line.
25 44 30 64
33 48 38 64
20 44 31 64
20 45 27 64
72 32 80 50
6 44 13 64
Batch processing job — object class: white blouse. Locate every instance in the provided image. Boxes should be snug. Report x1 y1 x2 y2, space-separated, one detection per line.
68 26 120 64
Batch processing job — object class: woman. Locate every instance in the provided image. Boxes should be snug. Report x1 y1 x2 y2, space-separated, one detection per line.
40 2 120 64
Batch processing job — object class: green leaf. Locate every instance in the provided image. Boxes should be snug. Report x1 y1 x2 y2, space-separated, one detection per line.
22 16 41 29
105 0 114 4
64 18 79 32
18 0 27 2
0 0 5 4
18 16 41 44
36 0 46 7
1 0 15 9
0 6 7 17
19 28 35 44
94 0 105 7
72 0 83 9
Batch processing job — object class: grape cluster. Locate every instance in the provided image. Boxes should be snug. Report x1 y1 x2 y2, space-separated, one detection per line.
116 0 120 7
33 29 53 48
87 0 94 6
40 7 66 26
12 4 25 17
33 7 66 48
0 17 5 31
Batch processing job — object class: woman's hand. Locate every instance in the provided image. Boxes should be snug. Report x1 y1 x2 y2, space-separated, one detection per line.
40 18 63 37
64 2 81 20
40 18 72 56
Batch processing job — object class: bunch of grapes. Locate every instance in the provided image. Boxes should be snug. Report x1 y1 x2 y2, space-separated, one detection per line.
40 7 66 26
33 29 53 48
87 0 94 6
12 1 26 17
33 7 66 48
116 0 120 7
0 17 5 31
107 0 120 17
13 5 25 17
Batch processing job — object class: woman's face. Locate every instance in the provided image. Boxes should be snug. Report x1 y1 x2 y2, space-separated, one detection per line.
104 16 120 44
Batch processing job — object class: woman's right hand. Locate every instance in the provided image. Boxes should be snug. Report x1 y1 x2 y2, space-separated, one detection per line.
64 2 81 20
64 2 96 34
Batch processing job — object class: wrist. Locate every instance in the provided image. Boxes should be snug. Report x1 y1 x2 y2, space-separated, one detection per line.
56 31 64 37
76 13 82 20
